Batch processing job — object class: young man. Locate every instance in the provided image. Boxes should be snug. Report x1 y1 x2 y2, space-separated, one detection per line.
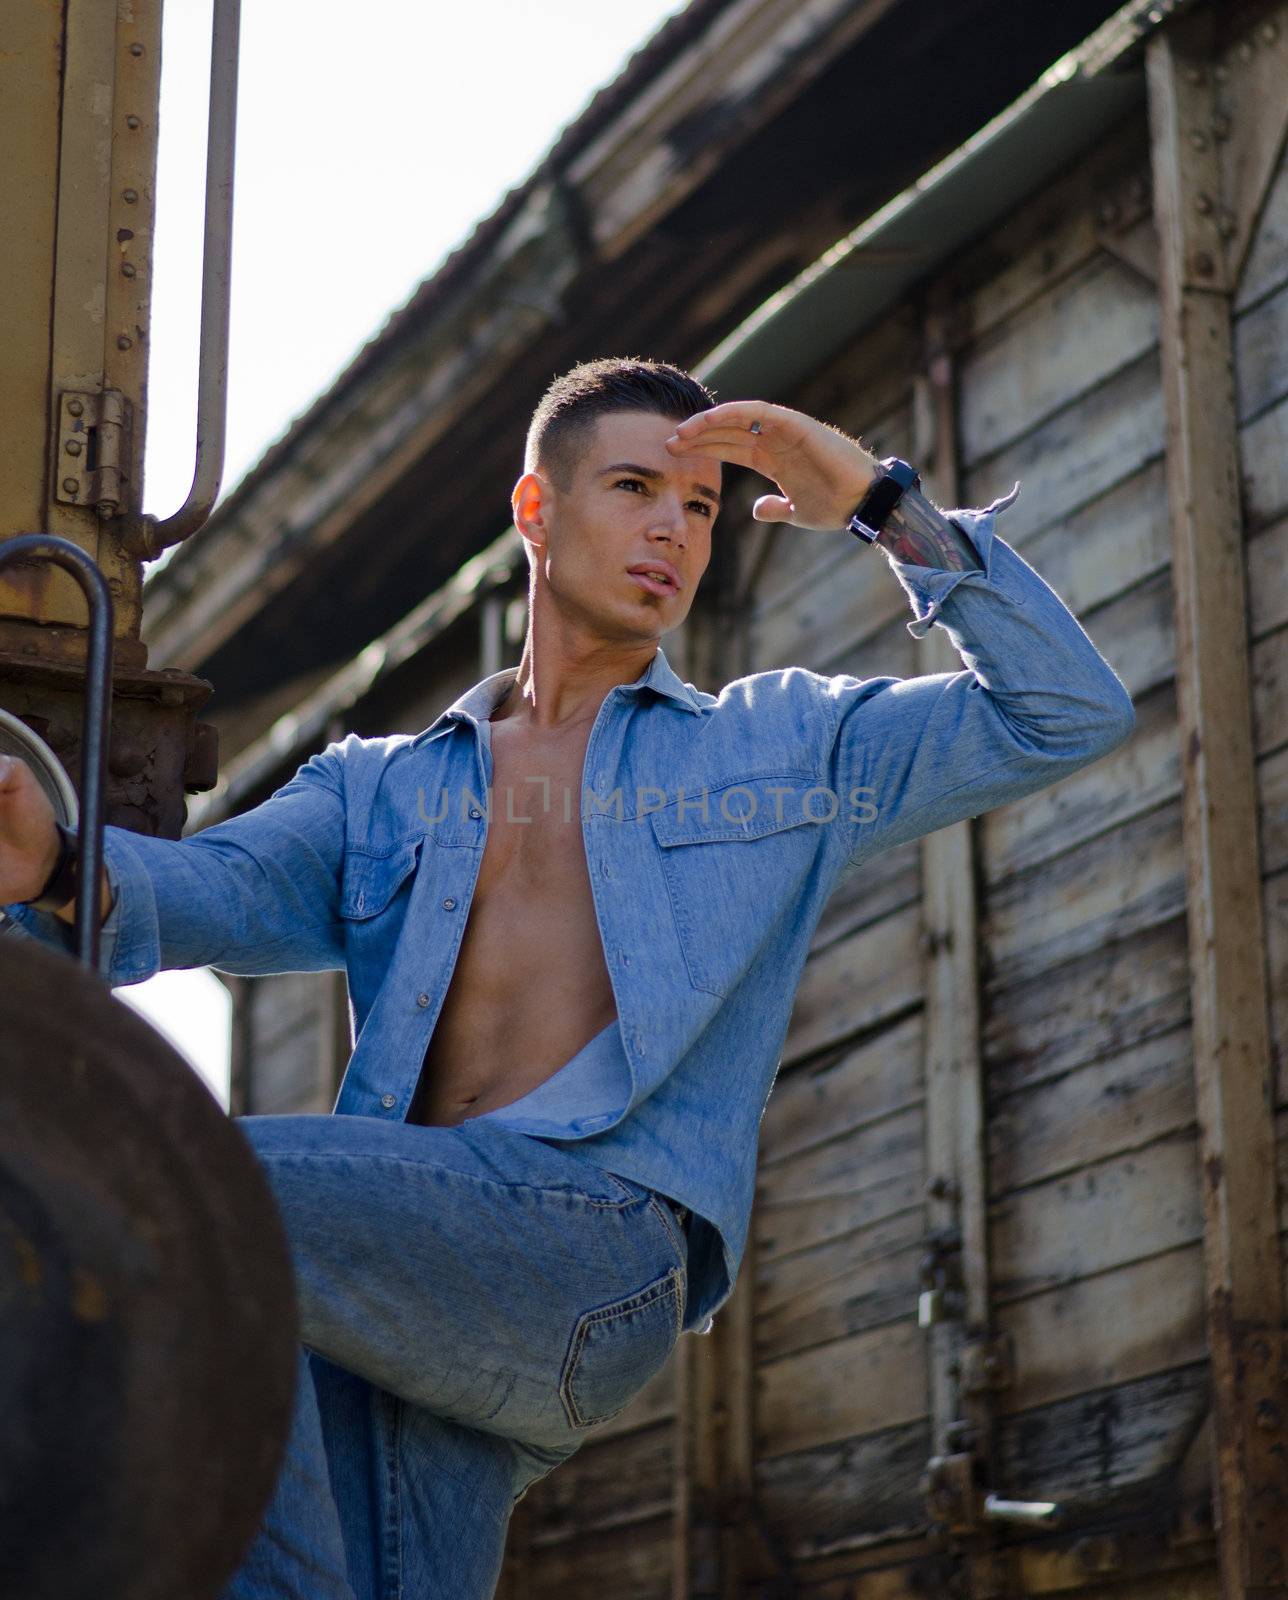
0 358 1134 1597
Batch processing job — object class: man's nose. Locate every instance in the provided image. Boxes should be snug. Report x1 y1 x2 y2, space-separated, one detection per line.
649 497 687 543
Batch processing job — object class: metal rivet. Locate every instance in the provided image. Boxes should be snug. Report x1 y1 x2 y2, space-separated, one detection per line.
67 399 84 418
380 1093 396 1109
1195 193 1213 214
122 188 138 204
1189 130 1209 151
121 261 136 278
96 500 118 521
62 477 80 494
1262 21 1279 43
116 334 132 350
65 440 82 457
125 114 140 129
129 42 144 56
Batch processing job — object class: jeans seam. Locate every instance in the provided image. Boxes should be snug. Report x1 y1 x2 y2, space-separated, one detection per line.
647 1195 688 1273
251 1149 639 1207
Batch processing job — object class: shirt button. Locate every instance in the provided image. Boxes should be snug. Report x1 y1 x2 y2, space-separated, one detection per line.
417 992 430 1008
469 808 482 819
380 1093 396 1109
442 897 456 910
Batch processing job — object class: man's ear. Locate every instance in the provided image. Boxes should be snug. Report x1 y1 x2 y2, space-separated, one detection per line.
512 471 551 556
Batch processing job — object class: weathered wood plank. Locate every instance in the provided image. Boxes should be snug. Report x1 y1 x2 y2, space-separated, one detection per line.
815 607 917 685
1234 97 1288 315
989 1131 1203 1304
1247 513 1288 641
980 678 1180 882
784 901 922 1067
1233 271 1288 424
521 1510 672 1599
755 1317 925 1459
1239 388 1288 530
1252 620 1288 758
760 1011 923 1168
1261 745 1288 877
1019 452 1173 618
982 797 1186 992
988 1024 1195 1195
754 1212 923 1365
756 1104 924 1263
753 1420 929 1563
951 121 1152 347
996 1243 1208 1417
521 1419 674 1547
994 1362 1210 1514
960 347 1165 550
983 914 1191 1098
959 248 1159 468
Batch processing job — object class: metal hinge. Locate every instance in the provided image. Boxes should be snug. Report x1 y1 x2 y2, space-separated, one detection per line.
54 389 131 520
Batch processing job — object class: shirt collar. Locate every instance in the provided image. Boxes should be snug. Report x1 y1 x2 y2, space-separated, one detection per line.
412 644 703 745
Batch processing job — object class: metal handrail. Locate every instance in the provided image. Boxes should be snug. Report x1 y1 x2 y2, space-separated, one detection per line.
124 0 242 561
0 537 114 969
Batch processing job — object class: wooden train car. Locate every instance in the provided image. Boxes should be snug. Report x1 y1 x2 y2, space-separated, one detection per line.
142 1 1287 1594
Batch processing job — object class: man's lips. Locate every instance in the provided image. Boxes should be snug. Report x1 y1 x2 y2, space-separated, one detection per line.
627 561 682 593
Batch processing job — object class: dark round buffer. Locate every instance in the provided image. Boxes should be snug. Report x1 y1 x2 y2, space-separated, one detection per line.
0 934 299 1600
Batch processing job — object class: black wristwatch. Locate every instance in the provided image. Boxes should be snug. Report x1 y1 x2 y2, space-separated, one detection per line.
847 457 922 544
28 820 79 913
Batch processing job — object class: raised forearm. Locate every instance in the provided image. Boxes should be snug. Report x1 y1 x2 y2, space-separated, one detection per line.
873 486 984 572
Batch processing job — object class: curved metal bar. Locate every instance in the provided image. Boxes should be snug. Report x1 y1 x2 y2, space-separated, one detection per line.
126 0 241 561
0 537 114 969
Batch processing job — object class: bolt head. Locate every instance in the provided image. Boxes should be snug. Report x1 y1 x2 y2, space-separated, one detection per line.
1262 21 1279 42
65 439 82 457
121 261 136 278
122 188 138 204
96 500 119 521
62 477 80 494
117 334 133 350
129 41 144 56
67 399 84 418
125 114 140 129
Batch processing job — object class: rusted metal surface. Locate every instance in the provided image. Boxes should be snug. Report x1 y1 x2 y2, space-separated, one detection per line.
0 652 214 839
1147 3 1288 1594
0 934 299 1600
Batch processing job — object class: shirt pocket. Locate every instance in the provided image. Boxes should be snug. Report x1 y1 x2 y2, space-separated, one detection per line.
648 775 827 998
558 1265 684 1430
340 837 422 920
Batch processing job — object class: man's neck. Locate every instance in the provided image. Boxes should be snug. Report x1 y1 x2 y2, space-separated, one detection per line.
493 640 658 732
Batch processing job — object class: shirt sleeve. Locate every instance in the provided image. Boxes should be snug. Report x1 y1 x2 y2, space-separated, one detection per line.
1 742 349 988
821 486 1136 868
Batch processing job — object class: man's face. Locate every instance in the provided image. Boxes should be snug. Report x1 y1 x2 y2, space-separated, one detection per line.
520 410 722 639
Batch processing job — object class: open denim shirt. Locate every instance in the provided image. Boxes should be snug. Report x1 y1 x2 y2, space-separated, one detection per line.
4 490 1135 1332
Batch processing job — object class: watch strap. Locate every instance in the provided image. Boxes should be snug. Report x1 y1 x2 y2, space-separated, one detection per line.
847 457 921 544
28 820 79 913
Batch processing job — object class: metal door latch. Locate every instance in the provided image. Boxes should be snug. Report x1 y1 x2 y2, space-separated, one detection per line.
55 389 132 520
922 1451 1063 1535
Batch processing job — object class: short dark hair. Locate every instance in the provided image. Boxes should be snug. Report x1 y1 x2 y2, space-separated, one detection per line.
525 357 714 489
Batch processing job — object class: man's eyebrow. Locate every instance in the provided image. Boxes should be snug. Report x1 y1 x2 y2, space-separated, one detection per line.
600 462 722 507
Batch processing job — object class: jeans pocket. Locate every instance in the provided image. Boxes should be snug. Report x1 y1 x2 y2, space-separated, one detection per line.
558 1266 684 1430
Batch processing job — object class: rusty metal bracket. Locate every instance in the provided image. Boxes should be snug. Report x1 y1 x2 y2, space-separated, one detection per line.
960 1333 1015 1398
55 390 132 522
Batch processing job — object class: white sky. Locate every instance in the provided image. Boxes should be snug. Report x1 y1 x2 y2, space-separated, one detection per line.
120 0 687 1098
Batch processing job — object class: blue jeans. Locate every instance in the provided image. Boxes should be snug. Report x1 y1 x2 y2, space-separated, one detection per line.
221 1113 690 1599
